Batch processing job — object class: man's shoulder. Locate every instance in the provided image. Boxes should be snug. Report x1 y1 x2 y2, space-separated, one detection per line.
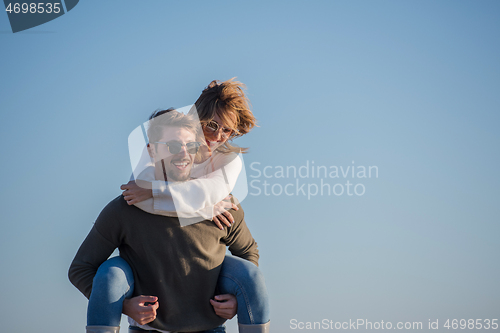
97 195 135 219
104 194 130 210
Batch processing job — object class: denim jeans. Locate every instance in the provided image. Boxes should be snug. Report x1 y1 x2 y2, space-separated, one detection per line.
216 255 270 325
129 324 226 333
87 255 270 330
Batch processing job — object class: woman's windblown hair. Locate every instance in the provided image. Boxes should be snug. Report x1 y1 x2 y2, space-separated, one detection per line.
193 78 257 154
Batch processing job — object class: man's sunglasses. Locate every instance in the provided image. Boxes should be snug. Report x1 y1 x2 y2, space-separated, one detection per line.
153 141 201 154
204 120 240 138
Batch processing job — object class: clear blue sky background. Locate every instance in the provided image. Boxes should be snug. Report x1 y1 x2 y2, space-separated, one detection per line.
1 1 499 332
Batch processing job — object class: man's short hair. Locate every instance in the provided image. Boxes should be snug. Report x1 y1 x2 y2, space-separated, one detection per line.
147 108 202 144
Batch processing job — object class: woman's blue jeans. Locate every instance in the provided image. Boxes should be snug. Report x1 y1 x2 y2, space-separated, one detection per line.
87 255 270 329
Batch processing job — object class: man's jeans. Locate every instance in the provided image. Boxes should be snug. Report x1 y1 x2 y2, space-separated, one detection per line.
87 255 270 331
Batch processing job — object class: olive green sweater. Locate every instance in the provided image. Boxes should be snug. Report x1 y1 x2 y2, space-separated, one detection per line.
68 195 259 332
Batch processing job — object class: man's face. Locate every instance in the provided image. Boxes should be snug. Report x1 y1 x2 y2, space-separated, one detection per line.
149 126 197 182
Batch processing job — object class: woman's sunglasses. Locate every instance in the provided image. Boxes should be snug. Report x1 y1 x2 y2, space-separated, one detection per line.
153 141 201 154
204 120 240 138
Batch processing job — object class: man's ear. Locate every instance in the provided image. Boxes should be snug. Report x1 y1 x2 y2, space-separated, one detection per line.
147 143 156 160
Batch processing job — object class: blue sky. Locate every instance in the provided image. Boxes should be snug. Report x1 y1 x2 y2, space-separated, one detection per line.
1 1 499 332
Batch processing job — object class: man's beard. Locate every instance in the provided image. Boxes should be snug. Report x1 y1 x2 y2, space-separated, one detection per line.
161 159 193 182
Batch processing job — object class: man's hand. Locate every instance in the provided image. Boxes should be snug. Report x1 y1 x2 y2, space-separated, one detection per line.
122 295 159 325
121 180 153 205
210 294 237 319
212 196 239 230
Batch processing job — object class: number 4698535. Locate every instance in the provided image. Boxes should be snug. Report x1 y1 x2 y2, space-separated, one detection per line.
444 319 498 330
5 3 61 14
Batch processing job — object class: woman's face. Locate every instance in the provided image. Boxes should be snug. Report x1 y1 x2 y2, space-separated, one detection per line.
202 113 237 151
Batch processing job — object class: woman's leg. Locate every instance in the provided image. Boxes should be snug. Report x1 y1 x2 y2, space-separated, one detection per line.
87 256 135 327
217 255 270 327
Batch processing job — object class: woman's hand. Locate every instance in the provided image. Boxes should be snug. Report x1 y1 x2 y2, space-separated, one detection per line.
120 180 153 205
122 295 159 325
210 294 237 320
212 196 239 230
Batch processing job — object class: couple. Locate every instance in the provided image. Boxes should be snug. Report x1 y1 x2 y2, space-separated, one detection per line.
69 79 270 333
